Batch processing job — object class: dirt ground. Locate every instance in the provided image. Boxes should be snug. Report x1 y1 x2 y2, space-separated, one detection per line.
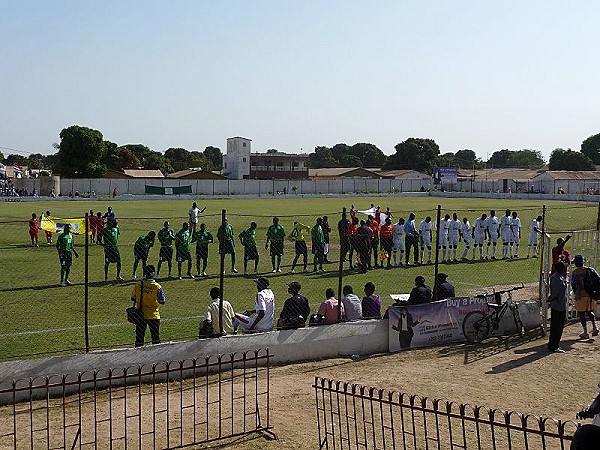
235 321 600 450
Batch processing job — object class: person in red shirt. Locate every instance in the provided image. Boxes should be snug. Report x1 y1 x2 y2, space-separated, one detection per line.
368 216 380 268
350 205 357 221
28 213 39 247
95 212 105 245
88 210 97 243
42 210 53 244
551 235 572 273
379 217 394 268
348 217 359 270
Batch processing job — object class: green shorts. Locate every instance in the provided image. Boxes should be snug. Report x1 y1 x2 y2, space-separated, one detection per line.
104 246 121 264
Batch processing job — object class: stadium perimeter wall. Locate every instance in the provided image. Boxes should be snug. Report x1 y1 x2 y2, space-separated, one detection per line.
0 302 540 404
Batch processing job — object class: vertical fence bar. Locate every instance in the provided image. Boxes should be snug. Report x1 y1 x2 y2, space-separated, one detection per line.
433 205 442 301
219 209 226 335
539 205 547 324
337 208 345 322
84 212 90 353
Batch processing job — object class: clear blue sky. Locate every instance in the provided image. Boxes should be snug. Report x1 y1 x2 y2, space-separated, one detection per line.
2 1 598 160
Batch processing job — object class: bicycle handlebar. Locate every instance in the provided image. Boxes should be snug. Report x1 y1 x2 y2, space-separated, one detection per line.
475 283 525 298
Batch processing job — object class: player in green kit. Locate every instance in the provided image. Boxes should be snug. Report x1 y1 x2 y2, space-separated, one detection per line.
311 217 325 272
157 221 175 278
217 217 237 274
192 223 213 276
132 231 156 279
56 224 79 286
102 218 123 282
265 216 285 272
175 222 193 279
239 221 259 275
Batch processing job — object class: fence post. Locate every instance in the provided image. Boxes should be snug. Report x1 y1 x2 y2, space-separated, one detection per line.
539 204 547 324
84 212 90 353
433 205 441 301
219 209 226 335
595 202 600 267
337 208 346 322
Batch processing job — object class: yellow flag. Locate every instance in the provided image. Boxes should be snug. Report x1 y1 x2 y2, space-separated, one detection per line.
41 216 89 235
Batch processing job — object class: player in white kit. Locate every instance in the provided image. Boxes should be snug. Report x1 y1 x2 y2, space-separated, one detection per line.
460 217 472 261
448 213 462 262
485 210 499 259
419 216 434 264
510 211 522 258
439 214 451 262
500 209 512 259
473 213 488 260
392 218 405 266
527 215 543 258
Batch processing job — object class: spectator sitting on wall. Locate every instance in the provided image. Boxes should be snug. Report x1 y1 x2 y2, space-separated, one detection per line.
434 273 455 301
362 282 382 319
233 277 275 333
342 285 362 321
277 281 310 330
408 276 432 305
557 186 565 194
316 288 344 325
198 287 235 338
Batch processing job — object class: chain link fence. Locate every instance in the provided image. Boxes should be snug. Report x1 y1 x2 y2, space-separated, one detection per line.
1 201 598 360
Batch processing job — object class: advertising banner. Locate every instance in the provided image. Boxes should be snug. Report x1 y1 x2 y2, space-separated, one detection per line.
432 167 458 185
388 297 488 352
40 215 89 235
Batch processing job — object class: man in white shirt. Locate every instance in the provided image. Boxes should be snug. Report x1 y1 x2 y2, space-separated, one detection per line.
438 214 450 262
392 218 405 266
233 277 275 333
419 216 434 264
500 209 512 259
188 202 206 236
485 210 499 259
460 217 472 261
510 211 522 258
527 215 543 258
448 213 461 262
472 213 487 260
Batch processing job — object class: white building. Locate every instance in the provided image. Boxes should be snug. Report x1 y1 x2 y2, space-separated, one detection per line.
223 137 251 180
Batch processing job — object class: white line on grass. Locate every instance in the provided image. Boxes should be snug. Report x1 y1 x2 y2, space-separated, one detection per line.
0 315 204 337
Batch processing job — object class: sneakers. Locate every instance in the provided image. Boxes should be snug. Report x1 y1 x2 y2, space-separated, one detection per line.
187 273 194 279
132 275 137 280
65 280 72 286
303 269 310 273
553 347 566 353
580 332 590 339
116 276 124 281
277 268 281 273
593 329 599 337
60 281 66 287
202 271 207 276
290 269 296 273
272 269 277 273
232 268 238 274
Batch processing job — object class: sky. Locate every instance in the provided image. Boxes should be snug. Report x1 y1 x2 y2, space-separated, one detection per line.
2 1 599 161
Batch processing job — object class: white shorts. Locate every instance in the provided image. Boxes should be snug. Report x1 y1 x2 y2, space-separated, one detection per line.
421 235 432 247
233 313 269 333
439 235 449 246
463 235 472 246
448 235 459 246
501 230 512 243
474 234 485 245
488 232 498 244
393 239 405 251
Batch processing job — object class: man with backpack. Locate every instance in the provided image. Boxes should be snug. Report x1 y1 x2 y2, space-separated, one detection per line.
571 255 599 339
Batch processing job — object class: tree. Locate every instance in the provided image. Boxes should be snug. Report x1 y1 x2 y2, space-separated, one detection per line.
27 154 45 170
487 149 512 168
384 138 440 172
164 147 212 172
581 133 600 165
4 154 28 166
454 149 485 169
339 154 362 167
308 146 337 168
204 146 223 170
350 143 386 168
56 125 106 177
145 152 173 174
122 144 153 166
548 148 596 171
266 148 279 154
507 149 545 169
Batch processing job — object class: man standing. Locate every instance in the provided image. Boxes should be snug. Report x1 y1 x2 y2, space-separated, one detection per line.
438 214 450 263
392 217 405 267
265 217 285 273
472 213 488 260
551 235 571 273
192 223 213 276
311 217 325 272
175 222 194 279
419 216 433 264
239 221 259 275
379 217 394 268
188 202 205 236
368 216 380 268
131 265 166 347
95 212 104 245
527 215 543 258
510 211 522 258
404 212 419 266
338 209 351 264
56 224 79 286
289 221 311 273
571 255 599 339
448 213 461 262
460 217 472 262
103 206 116 220
217 217 237 274
322 216 332 263
28 212 39 247
547 261 568 353
102 218 123 282
277 281 310 329
500 209 512 260
43 210 53 244
132 231 156 280
233 277 275 333
485 210 499 259
157 221 175 278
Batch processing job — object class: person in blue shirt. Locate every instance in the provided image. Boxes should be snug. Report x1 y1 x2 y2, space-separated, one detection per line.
404 212 419 265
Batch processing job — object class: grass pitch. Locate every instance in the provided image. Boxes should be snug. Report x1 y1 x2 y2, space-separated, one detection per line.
0 195 594 361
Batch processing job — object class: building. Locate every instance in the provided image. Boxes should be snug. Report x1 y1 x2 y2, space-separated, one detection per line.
166 168 227 180
223 137 251 180
374 169 430 180
308 167 383 180
105 169 164 178
249 152 308 179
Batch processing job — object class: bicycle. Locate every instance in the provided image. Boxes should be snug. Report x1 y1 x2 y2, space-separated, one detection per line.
462 283 526 344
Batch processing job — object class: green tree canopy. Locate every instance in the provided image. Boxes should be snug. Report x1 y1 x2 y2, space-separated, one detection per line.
4 154 28 166
487 149 545 169
122 144 153 165
581 133 600 165
308 146 337 168
454 149 485 169
548 148 596 171
164 147 213 172
204 146 223 170
350 143 386 168
384 138 440 172
145 152 173 174
56 125 107 177
309 142 386 168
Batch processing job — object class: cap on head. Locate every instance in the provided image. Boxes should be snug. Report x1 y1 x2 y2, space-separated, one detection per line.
437 272 448 280
557 237 564 244
415 275 425 285
144 264 156 278
574 255 585 267
287 281 301 293
255 276 269 288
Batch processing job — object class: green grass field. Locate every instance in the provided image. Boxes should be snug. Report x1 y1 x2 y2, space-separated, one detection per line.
0 195 596 361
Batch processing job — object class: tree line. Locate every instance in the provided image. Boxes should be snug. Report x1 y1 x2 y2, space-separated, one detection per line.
3 125 600 177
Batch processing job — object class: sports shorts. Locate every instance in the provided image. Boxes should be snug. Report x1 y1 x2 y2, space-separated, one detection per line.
159 246 173 262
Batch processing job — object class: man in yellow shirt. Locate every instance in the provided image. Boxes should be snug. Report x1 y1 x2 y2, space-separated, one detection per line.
130 265 166 347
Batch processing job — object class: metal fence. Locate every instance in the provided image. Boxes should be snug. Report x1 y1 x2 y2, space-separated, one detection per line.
0 349 274 449
313 377 577 450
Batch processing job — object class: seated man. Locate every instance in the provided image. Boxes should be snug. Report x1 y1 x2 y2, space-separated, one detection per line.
198 287 235 338
233 277 275 333
362 282 382 319
434 272 455 301
342 285 362 321
317 288 345 325
277 281 310 329
408 276 432 305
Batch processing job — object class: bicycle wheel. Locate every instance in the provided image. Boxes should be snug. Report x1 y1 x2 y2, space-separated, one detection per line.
512 305 525 337
462 311 491 344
